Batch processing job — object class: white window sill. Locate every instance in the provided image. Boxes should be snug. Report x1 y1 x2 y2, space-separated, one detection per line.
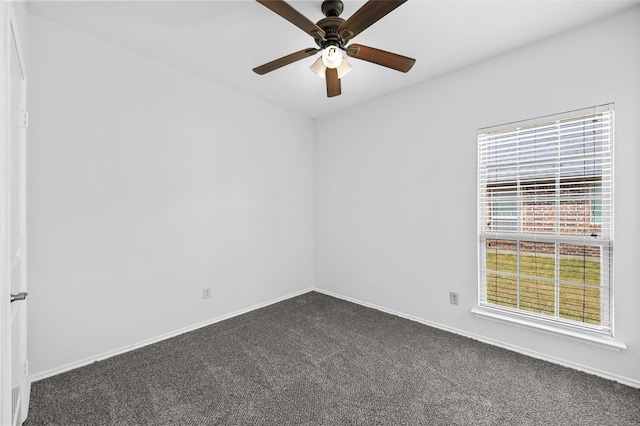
471 308 627 351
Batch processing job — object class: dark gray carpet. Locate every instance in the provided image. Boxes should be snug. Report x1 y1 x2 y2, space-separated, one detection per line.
25 291 640 425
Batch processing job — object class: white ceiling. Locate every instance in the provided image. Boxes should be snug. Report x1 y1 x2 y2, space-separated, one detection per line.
27 0 640 118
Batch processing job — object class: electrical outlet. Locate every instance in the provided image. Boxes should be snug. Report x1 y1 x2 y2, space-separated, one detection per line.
203 287 212 299
450 292 459 305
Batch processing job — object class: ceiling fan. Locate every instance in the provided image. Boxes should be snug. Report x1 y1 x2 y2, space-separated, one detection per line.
253 0 416 98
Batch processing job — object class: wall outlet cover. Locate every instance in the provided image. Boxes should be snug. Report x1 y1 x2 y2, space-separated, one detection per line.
203 287 212 299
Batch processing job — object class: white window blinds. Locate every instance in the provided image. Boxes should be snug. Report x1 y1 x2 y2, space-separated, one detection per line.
478 105 613 335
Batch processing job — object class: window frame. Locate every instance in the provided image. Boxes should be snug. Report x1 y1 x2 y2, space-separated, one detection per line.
477 105 614 337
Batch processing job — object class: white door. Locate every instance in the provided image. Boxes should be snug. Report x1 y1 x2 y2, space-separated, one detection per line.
1 4 29 425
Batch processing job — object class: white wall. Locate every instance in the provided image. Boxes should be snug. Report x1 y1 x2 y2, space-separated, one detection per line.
24 4 640 387
315 7 640 386
27 15 314 377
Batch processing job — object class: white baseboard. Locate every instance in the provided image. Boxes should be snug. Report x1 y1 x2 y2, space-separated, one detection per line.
29 287 314 383
31 286 639 390
313 287 640 389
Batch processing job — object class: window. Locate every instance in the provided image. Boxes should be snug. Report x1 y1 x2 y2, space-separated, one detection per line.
478 105 613 335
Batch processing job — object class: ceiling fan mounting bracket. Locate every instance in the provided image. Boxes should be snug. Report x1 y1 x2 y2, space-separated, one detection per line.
321 0 343 18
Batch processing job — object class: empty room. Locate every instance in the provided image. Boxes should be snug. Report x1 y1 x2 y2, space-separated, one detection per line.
1 0 639 424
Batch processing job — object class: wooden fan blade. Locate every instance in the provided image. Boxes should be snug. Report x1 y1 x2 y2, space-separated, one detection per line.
256 0 326 40
253 48 320 75
326 68 341 97
346 44 415 72
338 0 407 41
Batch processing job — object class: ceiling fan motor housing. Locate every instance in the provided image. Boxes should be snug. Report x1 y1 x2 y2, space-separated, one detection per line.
316 1 348 49
315 17 346 49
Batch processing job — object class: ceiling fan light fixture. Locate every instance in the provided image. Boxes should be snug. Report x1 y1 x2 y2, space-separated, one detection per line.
310 56 326 78
336 57 352 79
322 45 343 69
310 55 352 79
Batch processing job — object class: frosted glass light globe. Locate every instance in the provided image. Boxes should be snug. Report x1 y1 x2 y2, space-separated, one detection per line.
322 46 343 69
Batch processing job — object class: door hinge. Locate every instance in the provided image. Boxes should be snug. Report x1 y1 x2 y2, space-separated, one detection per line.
20 111 29 128
23 360 28 377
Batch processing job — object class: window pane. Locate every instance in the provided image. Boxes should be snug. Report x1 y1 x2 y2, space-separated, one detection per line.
519 242 555 280
489 187 518 232
485 239 517 273
519 278 555 316
559 244 601 325
485 239 518 308
521 182 556 235
486 273 517 308
518 242 556 316
558 179 603 236
559 244 601 285
559 284 601 325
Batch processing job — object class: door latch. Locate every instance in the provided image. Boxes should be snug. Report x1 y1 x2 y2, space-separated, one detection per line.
10 292 28 303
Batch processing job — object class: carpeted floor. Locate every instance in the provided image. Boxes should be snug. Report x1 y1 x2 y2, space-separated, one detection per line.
25 291 640 425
